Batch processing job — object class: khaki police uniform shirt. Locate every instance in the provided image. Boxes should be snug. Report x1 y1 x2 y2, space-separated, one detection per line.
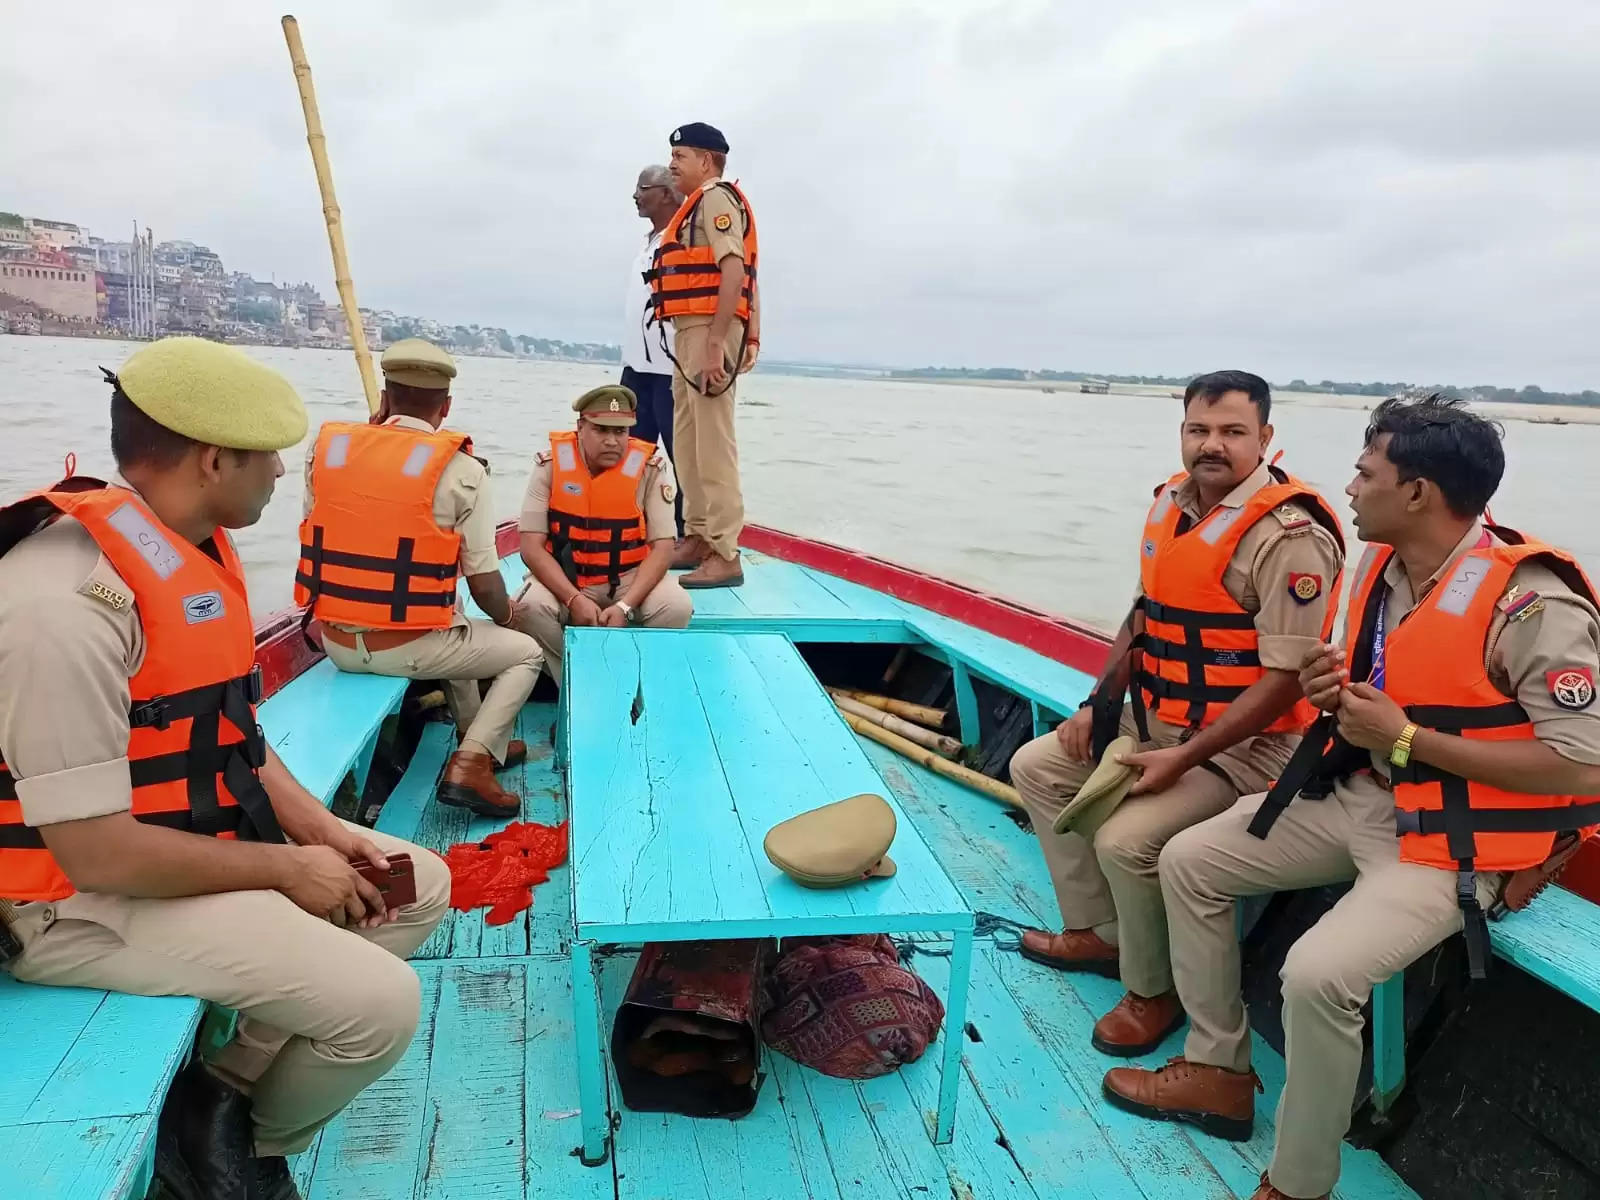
518 445 678 546
1131 461 1347 784
1356 522 1600 786
673 179 749 331
302 414 500 630
0 485 163 828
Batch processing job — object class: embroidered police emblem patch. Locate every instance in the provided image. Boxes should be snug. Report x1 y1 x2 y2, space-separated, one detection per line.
714 212 733 232
1547 667 1596 711
1288 573 1323 604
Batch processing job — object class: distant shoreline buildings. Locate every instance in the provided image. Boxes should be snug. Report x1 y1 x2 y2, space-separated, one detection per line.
0 209 621 365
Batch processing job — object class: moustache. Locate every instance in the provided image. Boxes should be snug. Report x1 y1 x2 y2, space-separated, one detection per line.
1194 456 1229 467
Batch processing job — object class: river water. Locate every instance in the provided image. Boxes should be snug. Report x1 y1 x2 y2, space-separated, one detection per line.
5 335 1598 632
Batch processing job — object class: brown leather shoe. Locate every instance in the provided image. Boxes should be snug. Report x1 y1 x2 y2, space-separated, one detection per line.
436 750 520 818
1101 1056 1262 1141
671 535 710 570
681 551 744 590
1019 928 1120 978
496 740 527 770
1496 831 1585 915
1092 990 1185 1057
1248 1170 1328 1200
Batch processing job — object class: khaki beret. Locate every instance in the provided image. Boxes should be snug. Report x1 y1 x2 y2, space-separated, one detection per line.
764 793 897 888
113 336 307 452
381 338 456 390
573 385 638 428
1052 735 1140 838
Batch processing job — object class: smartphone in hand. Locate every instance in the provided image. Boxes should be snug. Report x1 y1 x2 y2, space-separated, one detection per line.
350 853 416 909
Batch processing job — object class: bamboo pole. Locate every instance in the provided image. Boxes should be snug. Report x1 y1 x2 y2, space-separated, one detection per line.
833 695 963 758
826 688 947 731
281 14 380 415
838 710 1022 809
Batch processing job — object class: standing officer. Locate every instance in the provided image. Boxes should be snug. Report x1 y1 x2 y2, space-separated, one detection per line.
297 339 543 819
1008 371 1345 1056
647 120 761 590
1105 395 1600 1200
0 337 449 1200
621 163 684 538
514 385 692 685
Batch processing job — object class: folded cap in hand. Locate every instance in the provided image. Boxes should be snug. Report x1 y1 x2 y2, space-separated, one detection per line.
1052 735 1141 838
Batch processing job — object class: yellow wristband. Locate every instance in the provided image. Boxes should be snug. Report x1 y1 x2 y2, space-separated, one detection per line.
1389 722 1418 768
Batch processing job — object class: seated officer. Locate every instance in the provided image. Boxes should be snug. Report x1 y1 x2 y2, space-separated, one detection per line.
298 339 543 818
0 337 449 1200
1008 370 1345 1055
515 385 693 684
1106 395 1600 1200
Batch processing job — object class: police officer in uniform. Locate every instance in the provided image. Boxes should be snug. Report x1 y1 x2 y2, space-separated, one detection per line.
1008 371 1346 1056
514 385 693 684
1105 395 1600 1200
299 339 544 818
649 121 761 590
0 338 450 1200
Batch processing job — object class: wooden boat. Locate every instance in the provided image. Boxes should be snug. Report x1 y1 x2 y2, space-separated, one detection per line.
10 517 1600 1199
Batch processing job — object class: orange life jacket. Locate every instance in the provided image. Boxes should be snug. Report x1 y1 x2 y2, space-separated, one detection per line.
1134 466 1345 735
1248 527 1600 979
0 478 283 903
645 180 759 324
545 431 653 591
295 421 469 631
1345 531 1600 873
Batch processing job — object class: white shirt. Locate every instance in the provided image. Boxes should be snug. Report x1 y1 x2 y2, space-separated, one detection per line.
622 228 673 375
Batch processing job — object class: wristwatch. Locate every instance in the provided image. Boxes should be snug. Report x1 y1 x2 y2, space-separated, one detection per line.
616 601 639 625
1389 722 1419 768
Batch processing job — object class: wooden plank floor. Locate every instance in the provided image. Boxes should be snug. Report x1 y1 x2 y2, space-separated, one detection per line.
294 718 1414 1197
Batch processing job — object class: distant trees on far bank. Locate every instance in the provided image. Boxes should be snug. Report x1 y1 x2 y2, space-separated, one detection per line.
888 366 1599 408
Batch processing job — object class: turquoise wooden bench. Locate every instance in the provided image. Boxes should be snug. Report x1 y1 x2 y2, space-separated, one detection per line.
0 659 407 1200
562 628 977 1167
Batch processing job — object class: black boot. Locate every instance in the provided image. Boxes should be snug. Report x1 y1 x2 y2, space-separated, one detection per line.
154 1058 253 1200
250 1155 303 1200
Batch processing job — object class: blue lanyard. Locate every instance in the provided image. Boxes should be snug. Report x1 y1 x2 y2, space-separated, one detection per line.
1368 593 1389 690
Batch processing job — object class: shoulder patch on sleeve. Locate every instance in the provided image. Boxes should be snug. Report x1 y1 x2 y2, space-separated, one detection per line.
1548 667 1596 710
1287 573 1324 605
713 212 733 232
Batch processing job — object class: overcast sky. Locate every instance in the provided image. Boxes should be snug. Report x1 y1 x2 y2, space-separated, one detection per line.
4 0 1597 388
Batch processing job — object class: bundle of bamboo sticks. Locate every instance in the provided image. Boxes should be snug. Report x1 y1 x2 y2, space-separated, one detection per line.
826 687 1022 809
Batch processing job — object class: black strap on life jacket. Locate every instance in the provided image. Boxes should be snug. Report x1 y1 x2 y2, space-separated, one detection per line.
1132 596 1259 731
548 511 648 594
0 667 284 850
296 526 459 649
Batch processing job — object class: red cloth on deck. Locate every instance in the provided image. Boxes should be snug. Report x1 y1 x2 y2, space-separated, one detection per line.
444 821 568 925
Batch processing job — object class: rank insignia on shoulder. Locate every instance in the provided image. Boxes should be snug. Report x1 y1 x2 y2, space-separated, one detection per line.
1288 573 1323 604
713 212 733 232
1272 504 1312 531
535 451 552 467
83 579 130 611
1547 666 1596 711
1500 587 1544 623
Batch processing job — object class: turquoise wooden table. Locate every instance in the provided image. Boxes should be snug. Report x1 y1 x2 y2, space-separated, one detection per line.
562 628 977 1167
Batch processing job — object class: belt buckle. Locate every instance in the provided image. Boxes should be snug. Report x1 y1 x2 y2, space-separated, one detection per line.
130 697 171 731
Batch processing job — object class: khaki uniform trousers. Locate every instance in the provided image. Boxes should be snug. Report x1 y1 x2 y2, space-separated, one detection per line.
1160 781 1500 1198
1009 706 1274 998
671 321 746 561
513 570 694 686
324 620 543 764
4 819 450 1156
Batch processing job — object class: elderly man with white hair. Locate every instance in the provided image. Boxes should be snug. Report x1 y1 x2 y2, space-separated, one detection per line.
620 163 684 539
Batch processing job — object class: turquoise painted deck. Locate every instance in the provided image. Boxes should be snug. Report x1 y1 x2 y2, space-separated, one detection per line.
273 551 1417 1199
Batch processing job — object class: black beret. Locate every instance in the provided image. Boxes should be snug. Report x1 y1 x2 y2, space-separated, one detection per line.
669 122 729 154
